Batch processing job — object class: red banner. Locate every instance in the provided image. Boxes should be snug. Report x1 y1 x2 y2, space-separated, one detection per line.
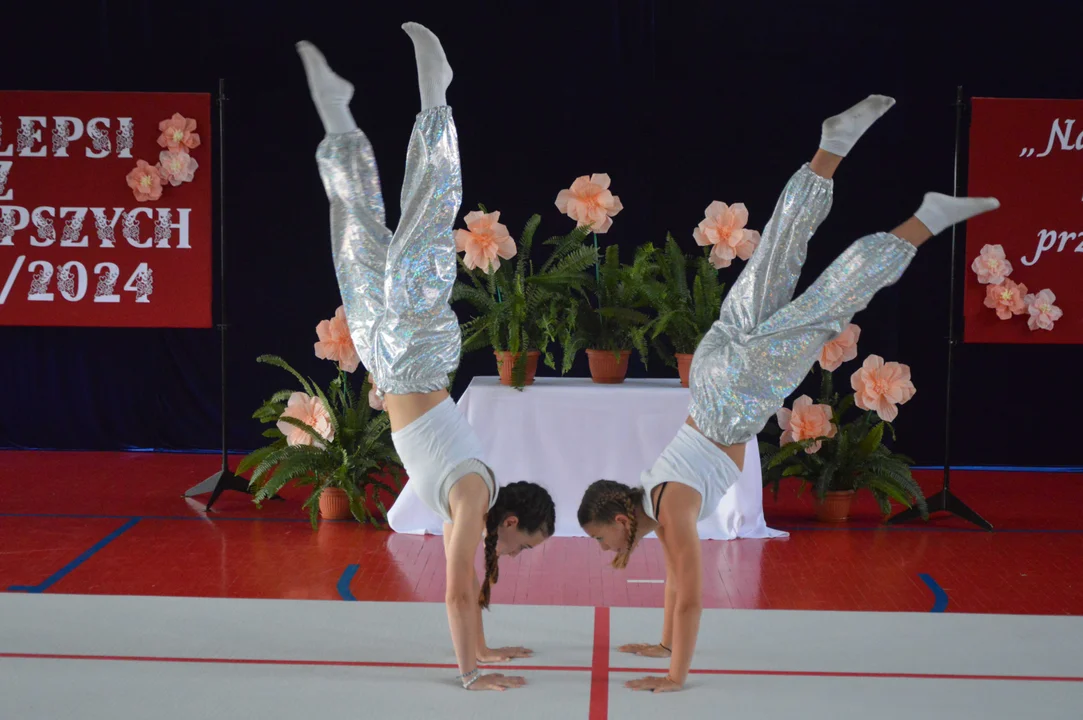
964 97 1083 344
0 91 212 328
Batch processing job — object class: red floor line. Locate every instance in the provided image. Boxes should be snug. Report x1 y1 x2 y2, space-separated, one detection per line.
0 653 587 673
590 607 610 720
607 666 1083 683
2 651 1081 684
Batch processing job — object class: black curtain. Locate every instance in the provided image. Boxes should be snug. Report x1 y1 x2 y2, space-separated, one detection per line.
2 0 1080 466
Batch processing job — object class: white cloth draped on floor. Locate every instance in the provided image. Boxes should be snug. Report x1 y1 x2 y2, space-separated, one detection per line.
387 377 788 540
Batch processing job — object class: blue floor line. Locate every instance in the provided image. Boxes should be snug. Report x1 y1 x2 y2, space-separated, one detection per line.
7 518 141 593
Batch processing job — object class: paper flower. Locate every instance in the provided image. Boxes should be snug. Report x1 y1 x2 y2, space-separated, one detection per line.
157 113 201 152
818 323 861 372
970 244 1012 285
454 210 516 273
777 395 836 454
125 160 163 202
277 392 334 447
314 306 360 373
984 279 1028 320
850 355 916 423
1024 289 1063 331
693 201 760 269
555 174 624 233
157 150 199 186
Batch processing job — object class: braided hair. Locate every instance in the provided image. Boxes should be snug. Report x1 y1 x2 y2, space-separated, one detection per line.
577 479 645 569
479 481 555 609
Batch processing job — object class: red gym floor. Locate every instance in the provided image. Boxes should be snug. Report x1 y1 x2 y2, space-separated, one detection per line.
2 450 1082 615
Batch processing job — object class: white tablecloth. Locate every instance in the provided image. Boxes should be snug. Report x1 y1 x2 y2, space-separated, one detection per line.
387 377 787 541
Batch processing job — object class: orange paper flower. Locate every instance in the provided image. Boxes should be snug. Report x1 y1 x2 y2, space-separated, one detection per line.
277 392 334 447
984 279 1028 320
1024 289 1063 331
777 395 836 454
693 202 760 269
125 160 163 202
818 323 861 372
555 174 623 233
314 306 360 373
454 210 516 273
157 149 198 186
850 355 916 423
157 113 201 152
970 244 1012 285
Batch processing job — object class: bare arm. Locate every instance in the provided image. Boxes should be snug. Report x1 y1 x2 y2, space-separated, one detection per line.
443 523 488 658
444 478 487 676
659 526 677 650
663 505 703 686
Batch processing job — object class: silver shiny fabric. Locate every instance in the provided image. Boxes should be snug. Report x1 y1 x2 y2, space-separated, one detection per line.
689 164 916 446
317 107 463 394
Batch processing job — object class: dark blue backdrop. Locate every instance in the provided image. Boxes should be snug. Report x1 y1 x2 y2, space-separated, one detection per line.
2 0 1080 467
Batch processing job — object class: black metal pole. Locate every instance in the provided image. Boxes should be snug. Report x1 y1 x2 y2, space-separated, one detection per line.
890 86 992 530
184 79 249 509
942 85 962 494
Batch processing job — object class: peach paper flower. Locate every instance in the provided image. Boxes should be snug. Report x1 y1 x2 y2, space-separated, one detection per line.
1024 289 1063 331
157 150 198 186
314 306 360 373
277 392 334 447
454 210 516 273
818 323 861 372
125 160 163 202
157 113 201 151
693 202 761 269
970 244 1012 285
554 174 624 233
850 355 916 423
984 279 1028 320
776 395 836 454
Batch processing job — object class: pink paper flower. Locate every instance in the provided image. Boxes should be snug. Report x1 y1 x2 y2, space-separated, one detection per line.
157 113 201 152
693 202 761 269
850 355 916 423
984 279 1028 320
454 210 516 273
970 244 1012 285
157 150 198 186
125 160 163 202
818 323 861 372
314 306 360 373
776 395 836 454
277 392 334 447
1024 289 1063 331
555 174 624 233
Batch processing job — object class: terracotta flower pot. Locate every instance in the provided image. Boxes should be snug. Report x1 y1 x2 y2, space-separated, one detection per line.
318 487 352 521
676 353 694 388
586 349 631 384
494 350 540 386
815 490 855 522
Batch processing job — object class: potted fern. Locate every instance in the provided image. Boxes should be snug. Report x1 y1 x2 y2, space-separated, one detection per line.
453 208 597 388
643 235 727 387
561 243 656 384
760 341 927 523
238 337 403 529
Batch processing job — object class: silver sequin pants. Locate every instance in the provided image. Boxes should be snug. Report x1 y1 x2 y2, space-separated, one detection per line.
689 164 917 446
315 107 462 395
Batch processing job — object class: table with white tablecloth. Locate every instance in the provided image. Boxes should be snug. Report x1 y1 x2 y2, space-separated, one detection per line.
387 377 787 540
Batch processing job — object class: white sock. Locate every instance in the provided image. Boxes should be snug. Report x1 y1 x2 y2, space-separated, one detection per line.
819 94 895 157
402 22 453 110
914 193 1000 236
296 41 358 135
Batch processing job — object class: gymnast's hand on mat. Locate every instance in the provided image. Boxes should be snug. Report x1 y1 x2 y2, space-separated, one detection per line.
625 675 682 693
477 646 534 662
618 643 671 658
469 673 527 691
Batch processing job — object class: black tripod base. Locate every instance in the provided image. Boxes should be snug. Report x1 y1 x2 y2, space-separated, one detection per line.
889 487 994 531
184 469 249 512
